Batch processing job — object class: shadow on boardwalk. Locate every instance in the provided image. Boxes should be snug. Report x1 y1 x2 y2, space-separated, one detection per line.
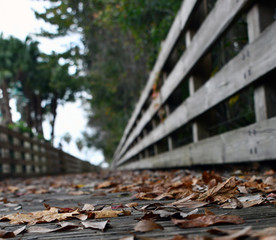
0 166 276 239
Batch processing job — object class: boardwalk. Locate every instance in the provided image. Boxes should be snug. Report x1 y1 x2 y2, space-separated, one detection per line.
0 166 276 239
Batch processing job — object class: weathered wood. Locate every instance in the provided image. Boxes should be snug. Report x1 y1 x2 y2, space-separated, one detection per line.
119 116 276 169
113 0 198 161
114 0 251 163
1 171 276 239
247 3 276 123
0 125 96 176
116 22 276 166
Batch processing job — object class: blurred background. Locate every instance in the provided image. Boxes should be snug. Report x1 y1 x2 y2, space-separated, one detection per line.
0 0 181 168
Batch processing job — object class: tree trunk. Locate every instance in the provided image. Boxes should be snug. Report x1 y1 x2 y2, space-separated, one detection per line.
50 94 58 144
0 78 13 126
34 94 44 136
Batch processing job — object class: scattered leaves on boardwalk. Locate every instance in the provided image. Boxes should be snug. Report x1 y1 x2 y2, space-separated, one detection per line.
0 168 276 239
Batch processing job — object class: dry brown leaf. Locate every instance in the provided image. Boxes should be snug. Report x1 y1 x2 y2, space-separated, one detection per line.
140 237 171 240
134 220 164 232
28 222 79 233
96 181 116 189
264 169 275 175
13 226 27 236
7 186 19 193
75 214 88 221
204 208 215 215
81 220 109 231
221 198 243 209
261 236 276 240
202 170 222 185
126 202 139 208
170 200 208 209
154 193 174 200
169 193 199 206
238 194 264 208
0 207 80 225
120 236 135 240
251 226 276 238
82 203 95 211
68 191 90 196
172 236 188 240
208 226 252 240
197 177 239 202
0 229 15 238
93 209 131 219
171 215 244 228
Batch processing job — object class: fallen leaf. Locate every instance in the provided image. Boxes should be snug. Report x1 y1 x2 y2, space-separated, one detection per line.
179 209 199 219
221 198 243 209
82 203 95 211
141 203 164 211
140 237 171 240
7 186 19 193
202 170 222 185
68 191 90 196
126 202 139 208
96 181 116 189
170 200 208 209
112 204 125 210
208 226 252 240
82 220 109 231
264 169 275 175
204 208 215 215
172 215 244 228
28 222 79 233
0 229 15 238
93 209 131 219
120 236 135 240
134 220 164 232
238 194 264 208
172 236 188 240
13 226 27 236
197 177 239 203
237 186 248 194
251 226 276 238
0 207 80 225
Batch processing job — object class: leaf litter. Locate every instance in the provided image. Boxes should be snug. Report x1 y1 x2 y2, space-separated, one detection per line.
0 168 275 239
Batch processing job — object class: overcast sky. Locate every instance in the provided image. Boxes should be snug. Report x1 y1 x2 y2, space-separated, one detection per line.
0 0 104 166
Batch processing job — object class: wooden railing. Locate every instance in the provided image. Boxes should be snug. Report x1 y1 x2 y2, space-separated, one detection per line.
0 125 97 178
113 0 276 169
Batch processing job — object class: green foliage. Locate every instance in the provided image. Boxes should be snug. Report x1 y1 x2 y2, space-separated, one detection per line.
8 121 32 134
33 0 182 162
0 34 83 142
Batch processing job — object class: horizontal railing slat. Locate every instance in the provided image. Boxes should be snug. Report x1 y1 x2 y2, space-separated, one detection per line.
113 0 198 159
117 21 276 166
115 0 252 163
119 116 276 169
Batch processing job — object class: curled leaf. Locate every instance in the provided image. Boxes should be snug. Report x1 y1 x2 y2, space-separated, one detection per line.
134 220 164 232
81 220 109 231
172 215 244 228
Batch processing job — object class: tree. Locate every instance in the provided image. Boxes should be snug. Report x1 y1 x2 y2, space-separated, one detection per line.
0 34 83 142
33 0 182 162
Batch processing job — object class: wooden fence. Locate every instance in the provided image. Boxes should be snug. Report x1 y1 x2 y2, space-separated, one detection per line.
0 125 97 178
112 0 276 169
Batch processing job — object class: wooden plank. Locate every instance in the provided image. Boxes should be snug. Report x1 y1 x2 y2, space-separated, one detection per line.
119 116 276 169
119 145 191 169
113 0 198 161
116 22 276 166
247 3 276 123
247 4 267 123
114 0 251 163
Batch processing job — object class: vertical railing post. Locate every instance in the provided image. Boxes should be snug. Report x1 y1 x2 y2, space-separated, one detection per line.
186 30 210 142
247 3 276 122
